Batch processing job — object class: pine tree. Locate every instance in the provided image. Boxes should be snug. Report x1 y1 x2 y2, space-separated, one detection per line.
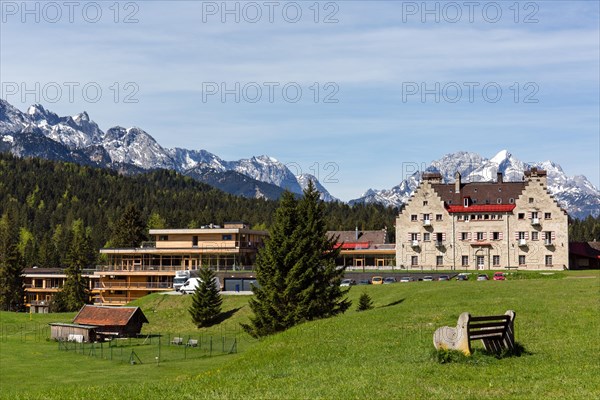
357 292 373 311
110 203 147 248
0 211 24 311
189 266 223 327
243 181 351 338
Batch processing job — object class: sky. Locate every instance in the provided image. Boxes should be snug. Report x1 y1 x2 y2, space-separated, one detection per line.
1 0 598 201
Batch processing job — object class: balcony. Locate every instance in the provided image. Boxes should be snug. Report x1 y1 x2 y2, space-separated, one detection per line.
423 220 431 227
531 218 540 225
544 239 553 246
411 240 420 248
518 239 527 246
435 241 444 247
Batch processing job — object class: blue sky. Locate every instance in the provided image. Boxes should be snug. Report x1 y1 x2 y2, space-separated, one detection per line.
1 1 598 201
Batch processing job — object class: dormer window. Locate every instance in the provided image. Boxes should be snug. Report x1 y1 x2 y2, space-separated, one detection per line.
463 197 470 207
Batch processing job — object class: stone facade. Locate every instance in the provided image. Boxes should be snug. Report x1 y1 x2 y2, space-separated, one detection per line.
396 169 569 270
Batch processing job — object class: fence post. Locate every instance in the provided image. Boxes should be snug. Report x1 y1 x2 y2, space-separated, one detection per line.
158 332 161 364
209 336 212 357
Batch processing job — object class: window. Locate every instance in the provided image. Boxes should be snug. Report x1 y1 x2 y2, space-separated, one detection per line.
492 232 500 240
411 233 419 241
411 214 418 221
461 256 469 266
158 235 168 241
411 256 418 266
222 234 232 240
531 231 538 241
423 201 428 206
423 233 430 241
436 256 443 266
493 255 500 266
545 255 553 266
529 197 534 203
463 197 469 207
531 211 538 219
519 255 526 265
423 213 430 221
497 198 502 204
509 198 515 204
518 213 525 220
436 233 443 242
476 232 484 241
461 232 469 241
544 212 551 219
518 232 526 240
464 215 469 221
436 214 443 221
484 214 489 220
457 215 463 221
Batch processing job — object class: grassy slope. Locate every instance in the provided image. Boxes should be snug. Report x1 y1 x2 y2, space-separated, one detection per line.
1 271 598 399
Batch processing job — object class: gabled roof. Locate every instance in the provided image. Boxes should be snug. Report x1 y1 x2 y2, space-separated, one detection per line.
73 305 148 326
431 181 525 208
328 230 387 245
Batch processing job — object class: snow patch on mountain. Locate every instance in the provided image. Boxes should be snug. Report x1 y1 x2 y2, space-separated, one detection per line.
296 174 339 202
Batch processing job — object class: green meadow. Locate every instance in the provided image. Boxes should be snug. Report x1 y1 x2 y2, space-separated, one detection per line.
1 271 598 399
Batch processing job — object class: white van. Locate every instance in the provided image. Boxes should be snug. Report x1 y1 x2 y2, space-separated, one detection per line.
179 277 221 294
173 270 191 291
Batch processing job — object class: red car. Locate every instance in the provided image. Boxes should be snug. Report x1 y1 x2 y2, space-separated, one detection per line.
493 272 506 281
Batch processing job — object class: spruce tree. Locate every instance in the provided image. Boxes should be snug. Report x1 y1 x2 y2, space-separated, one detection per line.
0 211 24 311
243 181 351 338
110 203 147 248
357 292 373 311
189 266 223 327
55 220 94 311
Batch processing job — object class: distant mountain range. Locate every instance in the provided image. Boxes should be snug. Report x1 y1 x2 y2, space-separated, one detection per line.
1 99 598 218
0 100 337 202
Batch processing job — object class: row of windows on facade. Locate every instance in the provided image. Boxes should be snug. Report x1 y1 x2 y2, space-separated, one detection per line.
411 212 553 222
408 231 555 242
409 255 554 266
422 196 541 208
158 234 233 241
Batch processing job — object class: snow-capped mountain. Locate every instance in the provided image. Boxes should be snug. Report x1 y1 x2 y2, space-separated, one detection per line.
350 150 600 219
296 174 339 202
0 100 335 201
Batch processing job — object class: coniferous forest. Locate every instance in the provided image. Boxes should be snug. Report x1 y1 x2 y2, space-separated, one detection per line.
0 153 398 269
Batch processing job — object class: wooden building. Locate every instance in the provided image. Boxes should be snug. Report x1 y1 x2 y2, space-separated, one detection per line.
72 305 148 338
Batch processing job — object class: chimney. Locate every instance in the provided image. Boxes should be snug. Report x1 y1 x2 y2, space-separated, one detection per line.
497 171 503 183
454 172 461 193
355 226 359 241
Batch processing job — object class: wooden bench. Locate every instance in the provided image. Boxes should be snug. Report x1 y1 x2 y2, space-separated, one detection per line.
433 310 516 355
171 337 183 345
187 339 198 347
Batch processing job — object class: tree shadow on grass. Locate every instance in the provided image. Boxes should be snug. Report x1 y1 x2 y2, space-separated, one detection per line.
380 298 405 308
213 306 244 325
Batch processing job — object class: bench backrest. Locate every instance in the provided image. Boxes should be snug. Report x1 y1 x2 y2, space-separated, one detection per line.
467 311 515 353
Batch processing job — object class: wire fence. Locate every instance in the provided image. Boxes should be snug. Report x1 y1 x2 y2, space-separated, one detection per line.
1 322 243 365
56 333 238 364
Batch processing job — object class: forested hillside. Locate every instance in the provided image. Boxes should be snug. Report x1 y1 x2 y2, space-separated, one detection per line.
0 153 398 268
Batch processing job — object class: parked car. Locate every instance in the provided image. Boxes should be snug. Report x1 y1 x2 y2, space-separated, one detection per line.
383 277 397 284
371 276 384 285
457 274 469 281
357 279 371 285
400 276 411 283
438 275 450 281
340 279 356 287
477 274 489 281
423 276 434 282
493 272 506 281
179 277 221 294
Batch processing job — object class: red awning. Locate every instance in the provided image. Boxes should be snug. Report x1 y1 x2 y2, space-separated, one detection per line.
447 205 516 213
334 242 371 250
